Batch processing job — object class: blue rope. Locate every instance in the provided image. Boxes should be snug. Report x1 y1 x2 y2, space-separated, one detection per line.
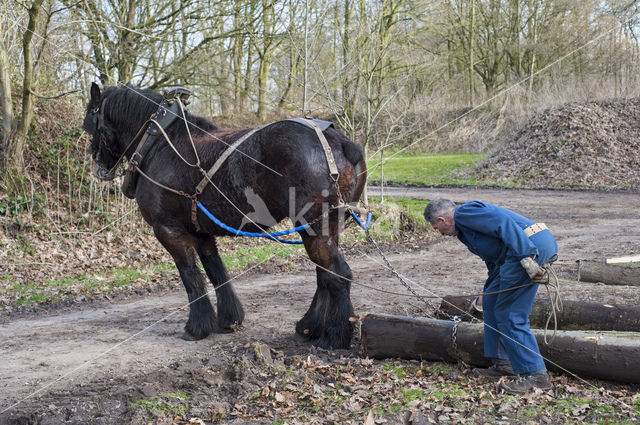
197 203 373 245
197 203 306 244
350 211 372 230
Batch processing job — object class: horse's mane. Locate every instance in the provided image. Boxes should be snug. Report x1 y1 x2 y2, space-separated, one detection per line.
102 85 218 133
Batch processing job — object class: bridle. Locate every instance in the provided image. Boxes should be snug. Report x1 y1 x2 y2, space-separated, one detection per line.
90 97 134 181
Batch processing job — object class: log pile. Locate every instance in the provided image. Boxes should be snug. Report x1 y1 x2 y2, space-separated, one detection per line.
361 258 640 383
362 265 640 383
361 314 640 383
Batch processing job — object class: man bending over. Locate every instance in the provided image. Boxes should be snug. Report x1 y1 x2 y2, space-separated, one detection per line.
424 198 557 395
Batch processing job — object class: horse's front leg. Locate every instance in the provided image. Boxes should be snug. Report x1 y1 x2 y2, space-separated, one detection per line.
297 231 354 349
195 235 245 332
153 225 217 340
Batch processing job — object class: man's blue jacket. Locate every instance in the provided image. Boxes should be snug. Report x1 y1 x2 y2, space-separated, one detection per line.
454 201 540 287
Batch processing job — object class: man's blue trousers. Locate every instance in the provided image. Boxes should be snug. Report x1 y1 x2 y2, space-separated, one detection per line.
482 230 557 375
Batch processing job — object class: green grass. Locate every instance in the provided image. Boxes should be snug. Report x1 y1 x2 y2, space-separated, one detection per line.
616 262 640 268
220 242 303 269
130 391 191 417
371 196 424 216
342 196 433 244
1 240 306 310
368 153 485 186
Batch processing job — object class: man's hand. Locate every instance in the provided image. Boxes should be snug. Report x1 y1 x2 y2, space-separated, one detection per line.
520 256 547 283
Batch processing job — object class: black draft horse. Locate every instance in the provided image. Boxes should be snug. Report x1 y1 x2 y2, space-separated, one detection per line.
83 83 367 349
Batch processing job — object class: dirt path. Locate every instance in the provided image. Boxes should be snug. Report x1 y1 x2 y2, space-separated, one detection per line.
1 187 639 423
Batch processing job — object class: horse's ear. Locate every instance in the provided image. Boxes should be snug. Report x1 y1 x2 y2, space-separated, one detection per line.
90 82 101 103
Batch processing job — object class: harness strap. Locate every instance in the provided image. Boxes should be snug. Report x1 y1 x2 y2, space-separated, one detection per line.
288 118 339 178
194 126 264 195
120 98 183 198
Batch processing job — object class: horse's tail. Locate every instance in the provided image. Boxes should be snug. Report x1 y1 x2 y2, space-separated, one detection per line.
340 139 367 204
341 139 364 167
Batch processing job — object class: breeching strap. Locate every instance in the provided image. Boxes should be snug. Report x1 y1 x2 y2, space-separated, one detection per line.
294 118 339 177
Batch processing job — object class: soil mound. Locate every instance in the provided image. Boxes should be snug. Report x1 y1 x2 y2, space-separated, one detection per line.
461 98 640 189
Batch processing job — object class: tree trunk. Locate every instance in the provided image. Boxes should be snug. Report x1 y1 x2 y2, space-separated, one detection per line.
527 0 539 97
256 0 274 122
117 0 137 83
468 0 475 107
231 1 244 112
6 0 45 174
256 57 271 122
241 42 252 113
578 261 640 286
361 314 640 383
439 295 640 332
278 2 300 114
0 40 13 164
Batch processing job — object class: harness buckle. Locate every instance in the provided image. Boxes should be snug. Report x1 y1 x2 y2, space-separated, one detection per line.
129 151 142 168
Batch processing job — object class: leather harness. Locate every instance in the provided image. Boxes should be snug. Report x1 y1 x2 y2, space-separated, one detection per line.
121 89 191 199
117 89 341 232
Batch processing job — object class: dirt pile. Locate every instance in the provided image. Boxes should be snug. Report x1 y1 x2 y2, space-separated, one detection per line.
460 98 640 189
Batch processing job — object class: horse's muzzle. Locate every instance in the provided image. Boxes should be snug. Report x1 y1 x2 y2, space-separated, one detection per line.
95 165 116 181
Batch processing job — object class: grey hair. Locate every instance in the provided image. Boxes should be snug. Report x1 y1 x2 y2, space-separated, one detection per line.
423 198 456 223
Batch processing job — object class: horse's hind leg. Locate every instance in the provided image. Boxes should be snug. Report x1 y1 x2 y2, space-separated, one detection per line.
153 225 216 340
297 231 354 349
195 236 245 331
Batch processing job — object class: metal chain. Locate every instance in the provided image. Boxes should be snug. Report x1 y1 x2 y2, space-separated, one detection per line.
450 316 462 361
363 227 459 320
359 221 470 364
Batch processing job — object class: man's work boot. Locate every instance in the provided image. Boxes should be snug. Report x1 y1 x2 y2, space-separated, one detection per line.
473 359 515 380
498 370 553 395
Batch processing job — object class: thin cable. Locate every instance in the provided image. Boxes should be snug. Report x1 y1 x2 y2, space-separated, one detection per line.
0 255 275 415
11 21 284 178
287 231 604 392
365 16 637 179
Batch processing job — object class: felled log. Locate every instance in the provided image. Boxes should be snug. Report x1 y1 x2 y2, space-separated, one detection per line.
361 314 640 383
438 295 640 332
578 260 640 286
607 255 640 264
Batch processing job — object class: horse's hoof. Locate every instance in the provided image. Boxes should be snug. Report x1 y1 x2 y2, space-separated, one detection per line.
181 331 198 341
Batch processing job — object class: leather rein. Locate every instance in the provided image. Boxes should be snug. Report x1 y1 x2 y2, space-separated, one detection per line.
94 88 346 233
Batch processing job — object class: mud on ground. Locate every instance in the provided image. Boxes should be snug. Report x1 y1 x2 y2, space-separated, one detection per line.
1 187 640 424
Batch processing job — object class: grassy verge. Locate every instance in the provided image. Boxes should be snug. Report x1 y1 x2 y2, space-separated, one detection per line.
342 196 433 244
0 243 303 311
368 153 485 186
1 197 431 311
616 262 640 268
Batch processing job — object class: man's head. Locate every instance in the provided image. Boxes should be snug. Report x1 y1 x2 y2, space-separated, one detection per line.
424 198 457 236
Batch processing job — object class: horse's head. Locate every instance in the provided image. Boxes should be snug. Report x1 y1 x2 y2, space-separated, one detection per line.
83 82 121 180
